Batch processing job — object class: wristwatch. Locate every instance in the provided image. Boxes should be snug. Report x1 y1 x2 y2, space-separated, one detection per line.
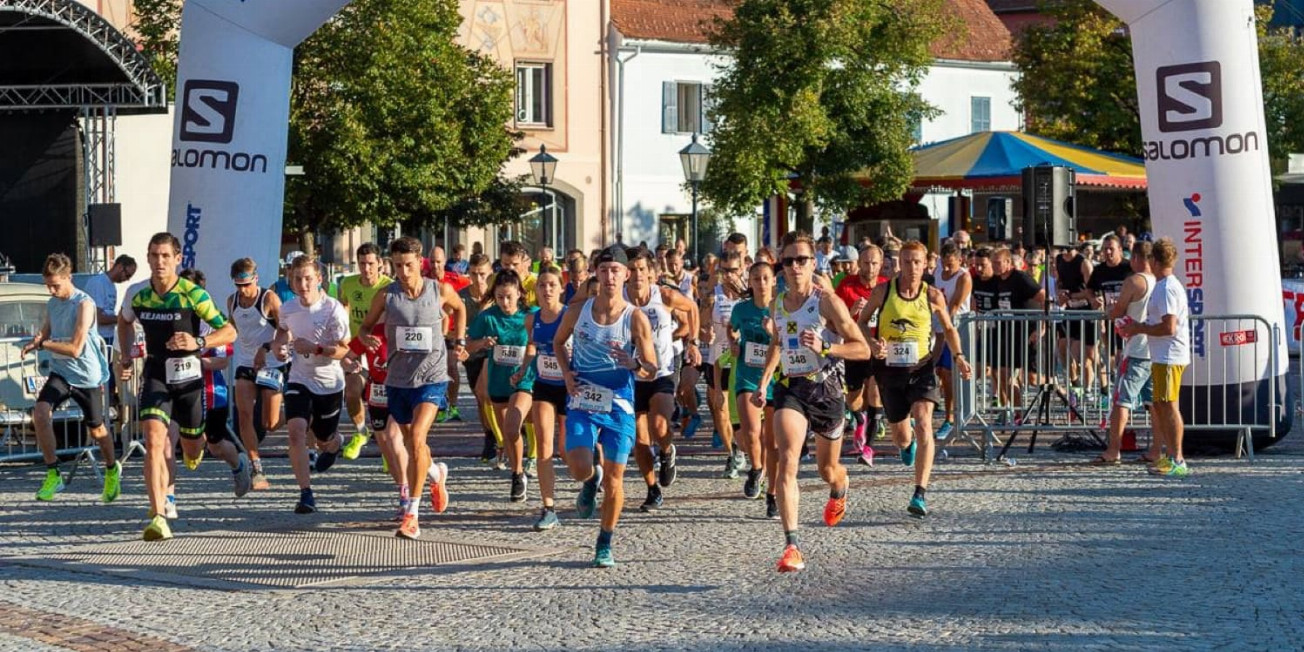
452 338 467 347
820 343 832 357
196 336 207 350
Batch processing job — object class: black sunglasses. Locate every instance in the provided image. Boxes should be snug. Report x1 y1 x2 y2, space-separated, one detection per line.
781 255 815 267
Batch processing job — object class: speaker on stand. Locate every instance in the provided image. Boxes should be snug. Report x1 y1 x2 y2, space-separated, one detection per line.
89 203 122 272
1021 166 1077 249
986 197 1014 242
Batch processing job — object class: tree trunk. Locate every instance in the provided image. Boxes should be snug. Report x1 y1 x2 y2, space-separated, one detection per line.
299 230 316 259
794 193 815 235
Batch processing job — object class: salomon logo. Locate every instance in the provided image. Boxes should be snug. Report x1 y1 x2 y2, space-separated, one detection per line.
1157 62 1221 133
180 80 239 144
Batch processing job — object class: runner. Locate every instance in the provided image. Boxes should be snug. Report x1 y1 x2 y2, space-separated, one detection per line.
459 253 503 464
754 231 871 573
552 245 658 567
625 247 700 512
665 249 704 439
117 232 239 541
429 245 469 423
932 242 972 440
226 258 284 490
270 256 351 514
467 270 535 502
345 320 413 518
837 244 888 464
356 236 465 538
516 267 569 530
24 254 117 503
1119 238 1190 477
1094 240 1157 465
338 244 392 460
861 242 972 517
731 260 777 512
563 253 589 304
701 250 746 477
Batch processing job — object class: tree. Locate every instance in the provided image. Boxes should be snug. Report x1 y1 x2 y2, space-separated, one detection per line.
130 0 182 92
1013 1 1304 171
703 0 950 233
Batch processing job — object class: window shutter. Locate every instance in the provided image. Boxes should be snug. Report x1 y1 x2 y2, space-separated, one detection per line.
700 84 715 134
662 81 678 134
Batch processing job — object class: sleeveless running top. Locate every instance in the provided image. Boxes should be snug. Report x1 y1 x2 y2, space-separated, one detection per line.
878 279 933 372
383 280 450 388
1121 273 1155 360
625 286 675 381
46 288 109 388
932 267 970 333
531 305 568 386
571 298 637 413
230 288 281 370
708 284 741 365
773 287 840 379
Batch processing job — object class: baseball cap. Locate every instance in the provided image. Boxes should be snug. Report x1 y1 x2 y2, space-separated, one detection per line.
594 245 629 266
283 250 306 267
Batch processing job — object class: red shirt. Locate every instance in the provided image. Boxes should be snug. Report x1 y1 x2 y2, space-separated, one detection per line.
835 274 888 321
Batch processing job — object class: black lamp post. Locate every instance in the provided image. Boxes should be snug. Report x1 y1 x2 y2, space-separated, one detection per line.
528 144 559 248
678 133 711 266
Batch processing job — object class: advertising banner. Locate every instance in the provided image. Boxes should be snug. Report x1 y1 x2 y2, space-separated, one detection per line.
167 0 350 305
1097 0 1290 435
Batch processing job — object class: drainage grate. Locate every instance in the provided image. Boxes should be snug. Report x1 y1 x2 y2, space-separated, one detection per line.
4 528 562 590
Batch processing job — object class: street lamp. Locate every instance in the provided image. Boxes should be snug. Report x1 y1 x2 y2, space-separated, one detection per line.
679 133 711 266
529 144 560 249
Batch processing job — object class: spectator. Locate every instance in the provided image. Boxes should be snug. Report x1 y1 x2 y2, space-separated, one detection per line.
83 254 136 345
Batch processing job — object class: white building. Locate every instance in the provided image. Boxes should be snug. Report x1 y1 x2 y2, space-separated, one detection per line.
609 0 1021 251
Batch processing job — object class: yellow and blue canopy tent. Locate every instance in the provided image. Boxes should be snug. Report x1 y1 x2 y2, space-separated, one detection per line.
908 131 1148 191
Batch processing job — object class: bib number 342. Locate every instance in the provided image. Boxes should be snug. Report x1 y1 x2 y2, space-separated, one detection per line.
573 384 614 413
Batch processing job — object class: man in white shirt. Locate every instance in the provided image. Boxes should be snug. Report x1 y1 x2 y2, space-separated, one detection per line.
83 255 136 345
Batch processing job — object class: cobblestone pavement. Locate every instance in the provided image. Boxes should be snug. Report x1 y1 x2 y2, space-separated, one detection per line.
2 389 1303 651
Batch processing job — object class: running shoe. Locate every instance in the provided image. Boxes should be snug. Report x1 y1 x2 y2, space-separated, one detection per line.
658 445 678 487
935 421 954 441
435 407 454 424
341 432 369 460
251 460 271 490
493 449 508 472
533 508 560 531
142 514 173 541
232 454 253 498
857 446 875 467
314 448 340 473
682 414 702 439
1148 456 1174 475
908 494 928 517
1164 460 1191 477
183 449 204 471
35 468 64 501
765 494 779 519
163 495 178 520
852 414 868 450
295 488 317 514
823 491 847 527
874 419 888 440
712 429 723 449
307 449 319 470
448 406 462 421
381 456 389 475
900 440 917 467
396 513 420 539
479 436 497 465
593 546 616 568
510 473 528 502
777 544 805 573
722 453 741 479
524 457 538 479
743 471 762 500
102 462 122 503
576 466 603 519
429 462 449 513
640 486 663 512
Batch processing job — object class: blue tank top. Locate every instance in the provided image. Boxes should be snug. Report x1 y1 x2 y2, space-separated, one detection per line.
47 289 109 388
531 305 568 386
571 298 636 413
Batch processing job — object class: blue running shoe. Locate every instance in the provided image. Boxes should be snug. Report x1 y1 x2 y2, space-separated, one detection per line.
908 494 928 517
683 414 702 439
900 440 916 466
711 429 723 449
576 465 603 519
935 422 953 441
295 488 317 514
593 545 616 568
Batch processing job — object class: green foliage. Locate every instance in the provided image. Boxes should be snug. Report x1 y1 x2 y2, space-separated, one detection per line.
1013 1 1304 169
129 0 182 91
702 0 949 220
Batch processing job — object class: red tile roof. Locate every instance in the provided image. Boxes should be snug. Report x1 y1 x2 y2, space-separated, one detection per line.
611 0 1013 62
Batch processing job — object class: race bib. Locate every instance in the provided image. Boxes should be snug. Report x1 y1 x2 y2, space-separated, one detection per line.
744 342 768 368
998 298 1012 310
255 367 283 391
781 342 818 376
368 383 388 408
166 356 201 385
537 353 564 381
493 344 525 366
886 340 920 367
573 384 614 413
396 326 433 353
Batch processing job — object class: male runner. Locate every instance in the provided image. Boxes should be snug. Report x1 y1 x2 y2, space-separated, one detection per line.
553 245 658 567
664 247 704 437
227 258 284 490
625 247 700 511
339 244 392 459
25 254 117 502
118 233 239 540
430 245 469 423
459 254 502 463
932 242 972 440
357 236 465 538
755 231 870 573
1094 240 1156 465
701 250 746 476
862 241 972 517
271 256 351 514
837 244 888 462
494 241 538 306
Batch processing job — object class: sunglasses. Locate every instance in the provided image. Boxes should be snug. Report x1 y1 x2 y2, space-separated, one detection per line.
781 255 814 267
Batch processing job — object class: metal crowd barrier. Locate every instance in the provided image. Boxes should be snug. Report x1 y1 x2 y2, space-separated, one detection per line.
1182 315 1279 463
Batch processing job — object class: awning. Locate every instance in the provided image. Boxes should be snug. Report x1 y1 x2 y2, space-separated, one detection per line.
906 131 1147 191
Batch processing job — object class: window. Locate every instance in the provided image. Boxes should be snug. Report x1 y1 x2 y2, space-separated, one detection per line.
970 96 991 133
663 81 714 134
515 62 552 127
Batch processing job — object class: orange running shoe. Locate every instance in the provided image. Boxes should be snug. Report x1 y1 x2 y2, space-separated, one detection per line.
777 544 805 573
823 491 847 527
396 513 420 539
429 462 449 514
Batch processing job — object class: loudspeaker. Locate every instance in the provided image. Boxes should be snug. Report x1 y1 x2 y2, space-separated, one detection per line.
947 195 971 237
1021 166 1076 249
89 203 122 247
986 197 1014 242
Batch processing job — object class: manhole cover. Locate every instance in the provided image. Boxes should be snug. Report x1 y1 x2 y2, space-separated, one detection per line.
4 528 562 590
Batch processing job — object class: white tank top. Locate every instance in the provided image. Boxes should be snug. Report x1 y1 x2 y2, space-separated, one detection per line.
1121 273 1154 360
932 267 970 333
708 284 741 364
229 289 282 370
774 287 840 378
625 286 675 380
